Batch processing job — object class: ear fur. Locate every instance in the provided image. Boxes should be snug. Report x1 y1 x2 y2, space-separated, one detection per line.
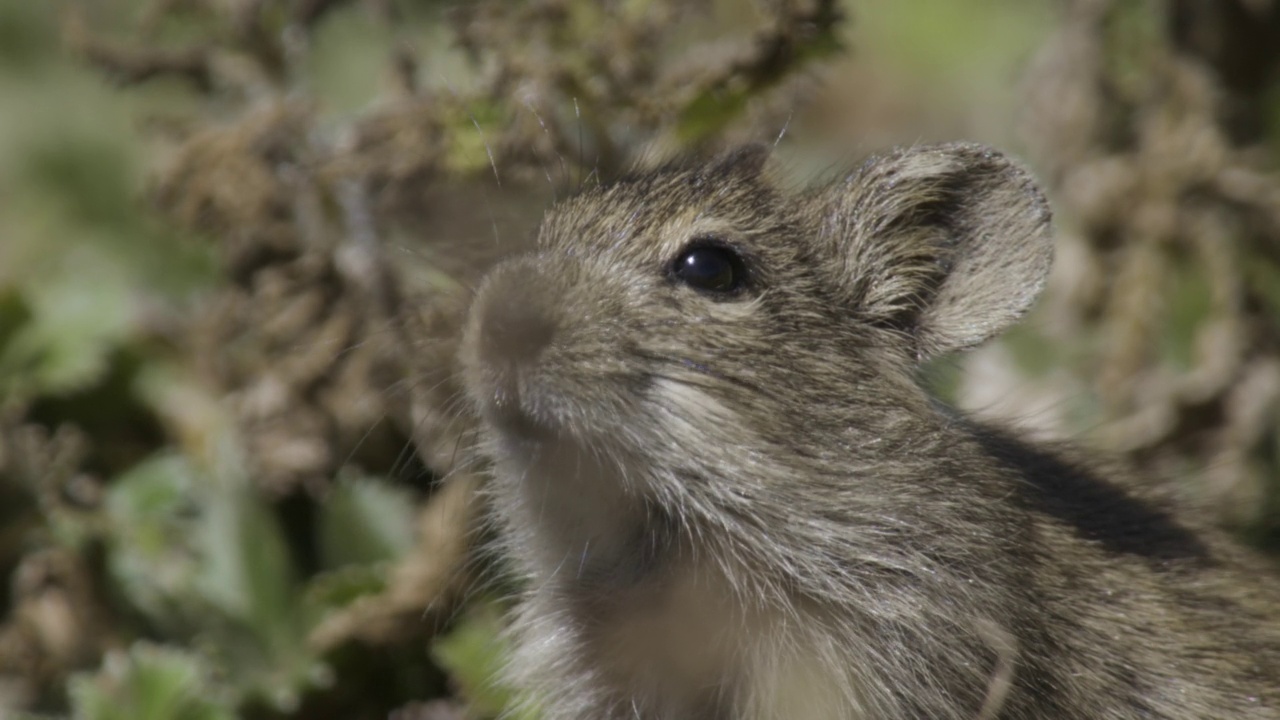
810 142 1054 361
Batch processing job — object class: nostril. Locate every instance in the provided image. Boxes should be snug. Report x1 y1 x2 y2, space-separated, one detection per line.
477 279 559 366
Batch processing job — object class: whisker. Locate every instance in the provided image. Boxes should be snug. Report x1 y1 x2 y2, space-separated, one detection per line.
774 111 794 147
470 114 502 188
576 538 591 579
522 100 565 201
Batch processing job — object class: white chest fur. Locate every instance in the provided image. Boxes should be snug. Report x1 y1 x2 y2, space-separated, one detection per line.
492 436 875 719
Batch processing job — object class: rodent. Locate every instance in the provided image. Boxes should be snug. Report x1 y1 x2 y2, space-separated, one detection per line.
457 142 1280 719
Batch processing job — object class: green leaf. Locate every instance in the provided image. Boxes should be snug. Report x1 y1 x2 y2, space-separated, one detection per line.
318 471 417 569
0 248 134 398
106 451 330 710
68 643 236 720
304 563 392 612
432 606 540 720
105 453 203 629
194 483 299 646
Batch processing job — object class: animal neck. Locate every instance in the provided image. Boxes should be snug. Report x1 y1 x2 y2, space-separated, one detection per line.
494 435 667 586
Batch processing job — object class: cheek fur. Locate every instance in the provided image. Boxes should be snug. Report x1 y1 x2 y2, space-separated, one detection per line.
649 377 740 438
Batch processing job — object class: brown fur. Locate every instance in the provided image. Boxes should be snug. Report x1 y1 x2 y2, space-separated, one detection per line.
457 142 1280 719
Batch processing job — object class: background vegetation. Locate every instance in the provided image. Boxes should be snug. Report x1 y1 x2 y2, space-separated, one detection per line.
1 1 1277 718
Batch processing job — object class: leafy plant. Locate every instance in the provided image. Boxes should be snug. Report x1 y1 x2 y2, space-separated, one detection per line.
67 644 235 720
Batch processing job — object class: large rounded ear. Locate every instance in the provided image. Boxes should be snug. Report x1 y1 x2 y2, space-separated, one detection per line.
808 142 1053 361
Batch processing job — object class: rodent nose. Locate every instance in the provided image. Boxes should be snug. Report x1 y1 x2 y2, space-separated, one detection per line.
475 263 560 368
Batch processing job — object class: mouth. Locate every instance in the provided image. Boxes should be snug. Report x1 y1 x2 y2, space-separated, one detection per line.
479 378 558 441
473 364 640 451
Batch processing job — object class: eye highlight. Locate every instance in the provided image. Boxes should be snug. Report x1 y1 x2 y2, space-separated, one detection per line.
670 241 746 294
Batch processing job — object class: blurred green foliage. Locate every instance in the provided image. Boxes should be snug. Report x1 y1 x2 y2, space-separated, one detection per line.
68 644 236 720
0 3 484 716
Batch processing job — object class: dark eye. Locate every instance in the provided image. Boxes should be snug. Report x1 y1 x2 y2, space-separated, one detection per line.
671 242 746 294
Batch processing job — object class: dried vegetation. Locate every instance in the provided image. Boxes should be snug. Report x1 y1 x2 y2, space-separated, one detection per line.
0 0 1278 718
1016 0 1280 539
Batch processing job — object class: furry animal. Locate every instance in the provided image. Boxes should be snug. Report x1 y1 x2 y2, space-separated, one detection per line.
458 142 1280 719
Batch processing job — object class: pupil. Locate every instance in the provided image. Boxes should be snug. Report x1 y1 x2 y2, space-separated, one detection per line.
676 245 741 293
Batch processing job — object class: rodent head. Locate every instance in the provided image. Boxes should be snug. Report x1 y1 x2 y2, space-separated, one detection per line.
460 142 1052 536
